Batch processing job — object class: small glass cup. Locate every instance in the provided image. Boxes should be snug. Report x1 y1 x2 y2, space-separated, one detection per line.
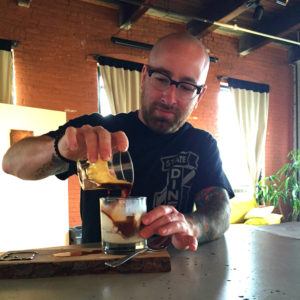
100 196 147 255
77 149 134 192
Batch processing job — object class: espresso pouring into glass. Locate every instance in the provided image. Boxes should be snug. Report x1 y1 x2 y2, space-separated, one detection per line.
77 149 134 194
77 150 147 254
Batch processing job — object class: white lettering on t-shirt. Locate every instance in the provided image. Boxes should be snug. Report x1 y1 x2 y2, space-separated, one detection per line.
154 151 199 208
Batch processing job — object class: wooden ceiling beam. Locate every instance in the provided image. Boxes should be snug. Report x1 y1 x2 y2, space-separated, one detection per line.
239 4 300 55
81 0 118 9
119 0 157 30
288 45 300 63
187 0 249 37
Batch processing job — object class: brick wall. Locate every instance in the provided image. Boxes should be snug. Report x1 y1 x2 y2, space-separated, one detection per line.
198 33 294 178
0 0 294 226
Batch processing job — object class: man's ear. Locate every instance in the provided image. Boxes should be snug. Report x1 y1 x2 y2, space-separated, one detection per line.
140 65 148 88
194 84 207 110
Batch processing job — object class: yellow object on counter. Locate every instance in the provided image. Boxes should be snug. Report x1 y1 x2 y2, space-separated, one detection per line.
244 213 283 225
230 196 257 224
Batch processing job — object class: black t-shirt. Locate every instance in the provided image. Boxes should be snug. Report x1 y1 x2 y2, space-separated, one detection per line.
47 111 234 243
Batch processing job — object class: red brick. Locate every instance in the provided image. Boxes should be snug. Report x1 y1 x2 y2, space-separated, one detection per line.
0 0 293 226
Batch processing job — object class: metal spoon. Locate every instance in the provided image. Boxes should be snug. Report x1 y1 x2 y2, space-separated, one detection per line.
105 236 172 268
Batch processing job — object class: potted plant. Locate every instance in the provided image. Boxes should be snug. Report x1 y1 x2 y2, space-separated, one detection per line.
257 149 300 222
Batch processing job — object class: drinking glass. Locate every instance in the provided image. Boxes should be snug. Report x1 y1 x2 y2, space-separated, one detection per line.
77 149 134 192
100 196 147 255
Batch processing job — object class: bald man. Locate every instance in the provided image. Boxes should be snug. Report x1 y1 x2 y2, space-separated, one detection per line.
2 32 234 251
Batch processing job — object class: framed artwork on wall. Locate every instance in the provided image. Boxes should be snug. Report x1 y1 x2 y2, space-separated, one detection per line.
10 129 33 146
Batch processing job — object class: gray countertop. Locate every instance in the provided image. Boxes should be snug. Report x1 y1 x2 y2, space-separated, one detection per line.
1 224 299 300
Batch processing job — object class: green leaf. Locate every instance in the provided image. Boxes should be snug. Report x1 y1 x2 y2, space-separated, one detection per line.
256 149 300 214
284 177 290 190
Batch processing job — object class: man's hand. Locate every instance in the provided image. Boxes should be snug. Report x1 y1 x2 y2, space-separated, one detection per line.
139 186 231 251
140 205 198 251
58 125 129 162
2 125 129 180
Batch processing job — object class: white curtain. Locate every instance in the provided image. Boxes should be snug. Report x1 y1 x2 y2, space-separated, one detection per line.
230 87 269 198
99 64 141 115
0 50 13 104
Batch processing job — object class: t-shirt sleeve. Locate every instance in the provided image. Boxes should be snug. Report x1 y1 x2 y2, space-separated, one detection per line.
197 135 234 198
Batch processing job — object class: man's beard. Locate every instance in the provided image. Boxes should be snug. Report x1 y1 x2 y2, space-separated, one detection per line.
141 102 184 134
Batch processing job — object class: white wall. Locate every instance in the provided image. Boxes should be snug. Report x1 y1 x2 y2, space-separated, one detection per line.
0 103 69 252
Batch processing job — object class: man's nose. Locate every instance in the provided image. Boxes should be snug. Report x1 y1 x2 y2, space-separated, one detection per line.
162 84 177 105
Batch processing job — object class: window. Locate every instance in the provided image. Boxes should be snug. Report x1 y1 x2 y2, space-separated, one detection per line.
0 46 14 104
97 69 111 116
12 50 16 104
218 87 251 194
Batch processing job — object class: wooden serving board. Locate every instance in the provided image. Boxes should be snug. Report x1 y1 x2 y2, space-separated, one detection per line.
0 244 171 279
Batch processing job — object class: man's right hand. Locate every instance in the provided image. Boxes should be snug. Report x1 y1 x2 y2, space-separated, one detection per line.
2 125 129 180
58 125 129 163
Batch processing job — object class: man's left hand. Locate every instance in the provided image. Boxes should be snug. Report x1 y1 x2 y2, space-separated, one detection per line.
140 205 198 251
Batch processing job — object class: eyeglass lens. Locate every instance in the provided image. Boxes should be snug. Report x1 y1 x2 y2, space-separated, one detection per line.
149 71 198 99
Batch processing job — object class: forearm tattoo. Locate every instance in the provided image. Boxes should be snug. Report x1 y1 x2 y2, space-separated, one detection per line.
186 186 231 244
34 154 69 179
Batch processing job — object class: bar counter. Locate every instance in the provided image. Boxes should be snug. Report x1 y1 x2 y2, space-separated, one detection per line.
0 225 299 300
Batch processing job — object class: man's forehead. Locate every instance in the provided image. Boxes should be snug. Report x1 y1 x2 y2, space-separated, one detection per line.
148 65 199 84
149 57 207 83
147 36 209 84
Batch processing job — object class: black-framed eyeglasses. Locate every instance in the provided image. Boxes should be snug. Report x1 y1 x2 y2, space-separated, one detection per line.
146 66 204 100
